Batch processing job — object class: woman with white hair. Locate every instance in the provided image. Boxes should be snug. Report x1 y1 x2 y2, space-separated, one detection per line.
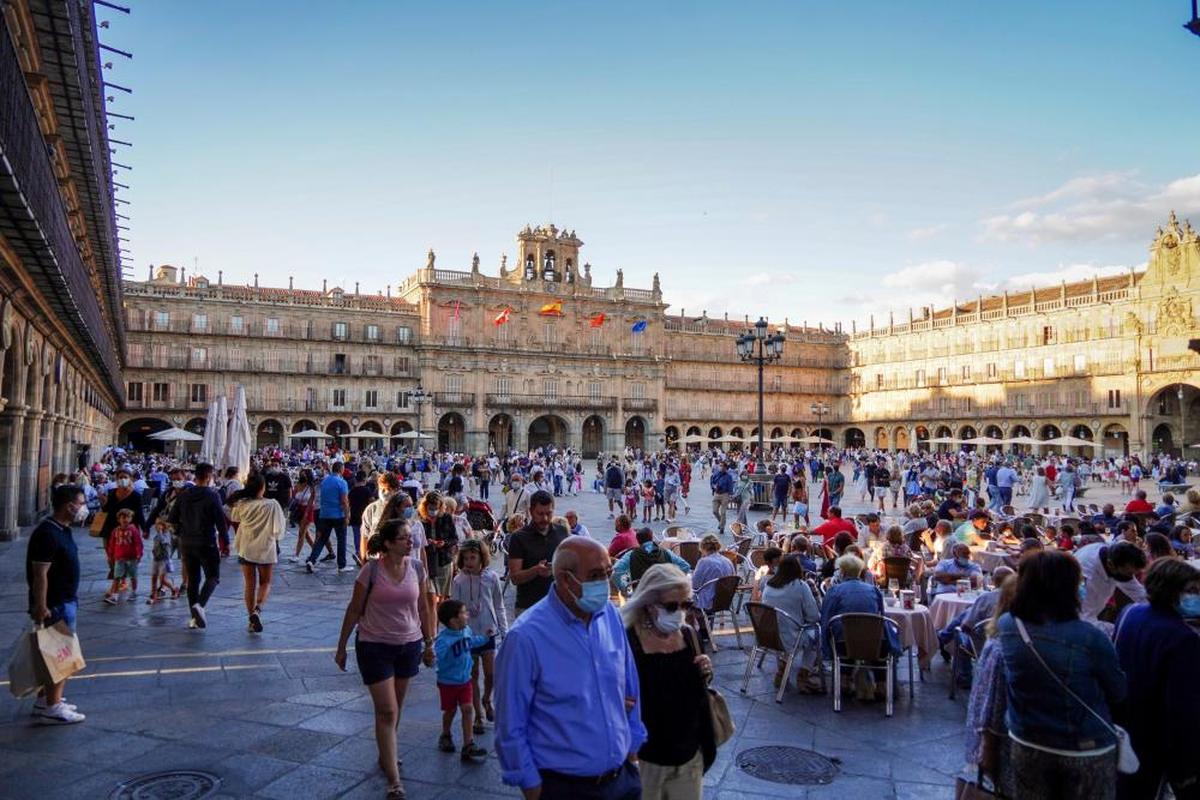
622 564 717 800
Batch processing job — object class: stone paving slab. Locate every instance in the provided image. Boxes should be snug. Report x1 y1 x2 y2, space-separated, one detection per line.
0 463 974 799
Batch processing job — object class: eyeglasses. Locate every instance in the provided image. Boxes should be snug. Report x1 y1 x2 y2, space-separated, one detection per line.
659 600 694 613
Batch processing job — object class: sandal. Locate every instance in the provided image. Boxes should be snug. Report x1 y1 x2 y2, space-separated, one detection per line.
386 784 406 800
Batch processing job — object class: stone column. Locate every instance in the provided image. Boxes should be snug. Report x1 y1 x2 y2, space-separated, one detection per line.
0 406 27 540
909 426 918 453
52 416 65 475
18 410 45 524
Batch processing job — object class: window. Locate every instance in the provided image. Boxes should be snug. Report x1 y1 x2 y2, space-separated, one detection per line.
590 327 603 349
1041 325 1056 345
938 397 948 412
961 364 971 380
230 315 244 334
332 353 347 375
496 322 510 343
305 388 317 411
1073 354 1087 373
543 379 558 399
1015 394 1026 409
332 321 348 341
190 383 207 403
190 347 207 367
192 313 208 332
1108 389 1122 409
127 342 145 365
496 377 513 398
937 367 947 385
963 397 972 412
394 356 409 375
986 362 997 379
1043 357 1055 376
916 369 926 387
366 324 380 342
630 382 645 399
365 390 378 409
127 382 143 403
447 315 462 344
875 373 883 390
154 311 169 329
446 375 463 395
630 328 645 355
1014 360 1025 379
587 381 602 401
332 389 346 408
397 391 410 409
397 326 412 344
544 323 557 346
265 317 280 336
364 355 381 375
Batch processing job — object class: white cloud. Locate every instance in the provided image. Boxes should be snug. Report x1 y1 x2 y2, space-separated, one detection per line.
996 261 1142 290
907 224 948 241
981 171 1200 244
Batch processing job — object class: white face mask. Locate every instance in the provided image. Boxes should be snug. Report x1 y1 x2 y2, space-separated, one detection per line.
172 480 185 489
651 605 685 634
72 504 88 524
118 478 131 488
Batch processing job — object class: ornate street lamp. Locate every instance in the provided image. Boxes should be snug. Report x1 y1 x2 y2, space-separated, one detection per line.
1187 0 1200 36
411 384 430 448
736 317 785 469
810 401 830 439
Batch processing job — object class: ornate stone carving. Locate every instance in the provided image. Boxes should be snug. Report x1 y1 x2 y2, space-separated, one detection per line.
1158 288 1193 335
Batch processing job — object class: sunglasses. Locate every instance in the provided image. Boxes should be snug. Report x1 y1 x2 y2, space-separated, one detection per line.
660 600 694 613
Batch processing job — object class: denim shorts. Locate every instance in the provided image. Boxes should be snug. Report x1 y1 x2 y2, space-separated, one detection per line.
46 600 78 634
354 637 422 685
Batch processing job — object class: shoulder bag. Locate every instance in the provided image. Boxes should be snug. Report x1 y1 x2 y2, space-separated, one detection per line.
684 625 735 747
1012 617 1138 774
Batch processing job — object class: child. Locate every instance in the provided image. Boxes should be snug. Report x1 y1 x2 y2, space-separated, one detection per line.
146 523 177 604
449 540 506 734
104 509 143 604
653 474 666 522
640 479 655 524
433 599 489 762
623 481 638 519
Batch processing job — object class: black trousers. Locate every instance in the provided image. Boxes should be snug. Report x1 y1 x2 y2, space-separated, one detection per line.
180 543 221 609
539 762 641 800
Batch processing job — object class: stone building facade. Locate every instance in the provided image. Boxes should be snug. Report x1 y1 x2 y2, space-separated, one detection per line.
0 1 127 539
117 216 1200 464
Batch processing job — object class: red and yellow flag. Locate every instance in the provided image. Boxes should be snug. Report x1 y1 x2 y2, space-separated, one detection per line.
493 307 512 326
589 312 606 328
539 300 563 316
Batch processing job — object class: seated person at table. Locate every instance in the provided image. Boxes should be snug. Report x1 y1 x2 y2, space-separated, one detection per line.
612 528 692 590
900 503 929 543
1012 537 1044 568
786 536 818 573
761 554 822 693
835 545 874 585
1124 490 1155 515
820 554 901 699
1113 520 1139 545
1154 493 1177 519
937 489 965 521
930 543 983 597
607 514 639 558
938 565 1018 660
1146 532 1175 564
813 506 856 546
1168 525 1194 559
992 521 1018 546
1178 488 1200 515
1074 521 1105 548
869 525 922 585
1092 503 1122 534
691 534 735 617
752 519 775 547
819 531 855 580
954 511 990 547
1076 540 1147 626
857 513 884 551
751 546 784 601
924 519 954 561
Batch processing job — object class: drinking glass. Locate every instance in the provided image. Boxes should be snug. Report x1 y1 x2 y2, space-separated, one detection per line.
888 578 900 598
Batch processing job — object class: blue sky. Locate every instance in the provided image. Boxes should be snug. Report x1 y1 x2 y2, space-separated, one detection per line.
108 1 1200 327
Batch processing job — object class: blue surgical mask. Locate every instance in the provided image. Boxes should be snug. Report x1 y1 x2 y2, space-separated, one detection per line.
1079 583 1087 603
955 557 970 569
568 573 610 614
642 542 656 553
402 507 415 520
1178 593 1200 618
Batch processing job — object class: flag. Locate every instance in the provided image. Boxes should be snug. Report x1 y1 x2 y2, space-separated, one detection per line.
539 300 563 316
589 312 605 328
631 319 648 333
452 300 461 320
493 307 512 326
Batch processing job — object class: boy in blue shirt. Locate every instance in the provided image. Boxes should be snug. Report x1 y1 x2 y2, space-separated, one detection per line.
434 599 489 761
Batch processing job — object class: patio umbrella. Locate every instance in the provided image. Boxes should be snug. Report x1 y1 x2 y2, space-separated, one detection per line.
290 429 331 440
798 435 834 445
350 430 388 439
148 427 204 442
714 433 745 443
200 400 218 461
1002 435 1042 446
926 436 962 445
961 436 1004 446
393 430 433 440
768 434 801 444
1042 435 1096 448
210 395 228 469
224 385 252 478
679 433 708 443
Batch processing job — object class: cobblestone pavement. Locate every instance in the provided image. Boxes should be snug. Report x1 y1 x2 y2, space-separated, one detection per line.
1 463 1126 799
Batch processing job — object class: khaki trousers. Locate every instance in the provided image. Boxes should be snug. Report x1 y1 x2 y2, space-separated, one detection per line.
639 750 703 800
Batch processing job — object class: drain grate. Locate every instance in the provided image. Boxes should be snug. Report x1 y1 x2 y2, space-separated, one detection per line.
736 746 839 785
109 770 222 800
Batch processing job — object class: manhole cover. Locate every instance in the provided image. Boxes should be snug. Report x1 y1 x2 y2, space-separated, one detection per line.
109 770 221 800
736 746 839 785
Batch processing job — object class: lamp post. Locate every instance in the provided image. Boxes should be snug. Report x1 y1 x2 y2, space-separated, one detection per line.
1178 383 1186 458
810 401 830 444
736 318 785 470
411 384 430 451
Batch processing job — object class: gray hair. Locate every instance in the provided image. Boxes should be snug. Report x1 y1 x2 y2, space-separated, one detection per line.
620 563 691 629
835 553 865 579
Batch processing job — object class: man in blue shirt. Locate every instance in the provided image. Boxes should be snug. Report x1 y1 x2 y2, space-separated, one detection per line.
994 462 1017 507
710 462 734 535
307 461 351 573
930 543 984 597
495 536 645 800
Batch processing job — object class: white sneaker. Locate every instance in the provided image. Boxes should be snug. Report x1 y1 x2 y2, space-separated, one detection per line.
35 703 85 725
32 697 76 714
338 566 355 573
187 618 199 629
287 556 300 563
191 603 207 628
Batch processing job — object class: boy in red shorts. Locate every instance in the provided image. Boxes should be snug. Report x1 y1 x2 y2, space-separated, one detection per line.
433 599 489 761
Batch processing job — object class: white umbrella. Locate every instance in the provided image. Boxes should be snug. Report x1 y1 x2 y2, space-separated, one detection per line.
927 436 962 445
149 427 205 442
768 434 801 444
200 400 218 461
350 430 388 439
1002 435 1042 446
209 395 227 468
679 433 708 443
291 429 332 440
1042 435 1096 448
961 436 1004 446
714 433 745 443
393 430 433 440
224 385 252 478
798 435 835 445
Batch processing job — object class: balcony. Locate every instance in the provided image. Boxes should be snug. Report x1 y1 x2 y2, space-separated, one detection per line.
623 397 658 412
433 392 476 408
484 393 618 410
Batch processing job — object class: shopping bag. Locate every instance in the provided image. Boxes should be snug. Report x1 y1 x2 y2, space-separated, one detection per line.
88 510 107 537
35 624 85 684
6 630 48 698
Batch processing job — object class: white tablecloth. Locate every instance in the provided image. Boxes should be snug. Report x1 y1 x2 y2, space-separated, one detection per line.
971 547 1012 573
929 592 978 630
884 602 938 669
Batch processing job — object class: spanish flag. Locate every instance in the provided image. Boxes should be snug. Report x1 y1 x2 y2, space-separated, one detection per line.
589 312 605 328
539 300 563 316
493 307 512 326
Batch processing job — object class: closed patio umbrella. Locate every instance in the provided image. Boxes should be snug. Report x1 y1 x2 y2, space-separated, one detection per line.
224 385 252 478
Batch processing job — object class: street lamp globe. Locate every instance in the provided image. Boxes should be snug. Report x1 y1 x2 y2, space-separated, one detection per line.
754 317 768 341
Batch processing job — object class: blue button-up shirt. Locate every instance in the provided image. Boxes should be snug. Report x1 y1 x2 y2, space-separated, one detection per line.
495 585 647 790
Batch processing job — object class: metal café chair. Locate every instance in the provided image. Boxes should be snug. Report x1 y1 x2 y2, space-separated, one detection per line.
741 601 824 704
696 574 744 651
880 557 914 590
827 612 903 717
677 540 701 570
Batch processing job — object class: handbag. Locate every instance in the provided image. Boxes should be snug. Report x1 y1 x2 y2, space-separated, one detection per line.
88 510 107 537
685 626 735 747
6 628 49 698
1012 617 1138 774
34 624 86 685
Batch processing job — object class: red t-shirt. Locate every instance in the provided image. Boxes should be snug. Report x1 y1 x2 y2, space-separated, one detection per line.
813 517 857 545
1124 498 1154 514
108 524 143 561
608 529 638 558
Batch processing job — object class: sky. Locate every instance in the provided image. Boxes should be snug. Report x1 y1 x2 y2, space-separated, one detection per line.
107 0 1200 328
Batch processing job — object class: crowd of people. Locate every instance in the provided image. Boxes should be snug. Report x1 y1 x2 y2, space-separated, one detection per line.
22 438 1200 799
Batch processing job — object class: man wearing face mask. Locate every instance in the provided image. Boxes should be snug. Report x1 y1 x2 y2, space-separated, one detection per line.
98 467 146 582
503 473 533 526
507 491 569 618
1074 540 1147 626
930 542 983 597
262 457 293 515
496 536 646 800
167 463 226 629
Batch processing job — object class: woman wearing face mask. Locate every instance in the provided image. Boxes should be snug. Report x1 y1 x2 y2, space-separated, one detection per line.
622 564 716 800
1112 558 1200 800
99 468 147 584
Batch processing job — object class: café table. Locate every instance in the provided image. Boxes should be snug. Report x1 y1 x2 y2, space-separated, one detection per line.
929 592 979 630
970 546 1012 573
883 600 938 671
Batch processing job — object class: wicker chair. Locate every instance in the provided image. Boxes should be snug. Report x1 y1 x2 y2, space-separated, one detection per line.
741 602 823 703
827 612 902 717
880 557 914 590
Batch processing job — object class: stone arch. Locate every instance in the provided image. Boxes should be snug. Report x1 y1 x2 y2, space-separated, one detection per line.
437 413 466 452
489 413 515 452
664 425 680 450
118 417 171 452
843 427 865 448
1152 423 1176 456
256 418 284 448
1039 423 1061 441
812 428 833 443
528 414 568 452
390 420 413 438
625 415 647 451
874 426 889 449
914 425 930 451
326 419 351 449
293 418 319 433
983 424 1003 439
770 426 784 440
790 427 804 439
893 426 910 451
708 426 722 449
581 415 604 457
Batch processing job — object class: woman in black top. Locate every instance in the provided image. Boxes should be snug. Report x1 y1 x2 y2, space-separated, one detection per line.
621 563 716 800
99 467 146 581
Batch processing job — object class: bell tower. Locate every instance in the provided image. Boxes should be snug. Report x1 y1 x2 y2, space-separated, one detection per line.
509 224 583 285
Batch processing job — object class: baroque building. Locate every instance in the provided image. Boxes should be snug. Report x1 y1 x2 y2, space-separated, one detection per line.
0 0 127 539
117 216 1200 465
